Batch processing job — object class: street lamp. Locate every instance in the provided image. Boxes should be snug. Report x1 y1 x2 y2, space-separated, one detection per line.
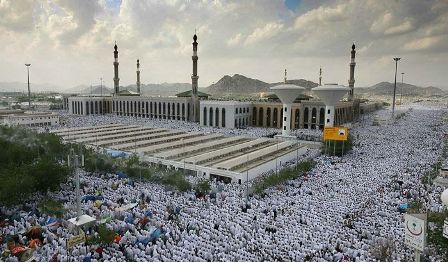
400 72 404 105
25 64 31 110
392 57 401 117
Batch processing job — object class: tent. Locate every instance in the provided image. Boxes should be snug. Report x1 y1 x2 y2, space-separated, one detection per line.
116 171 128 179
115 202 138 212
68 215 96 227
106 149 127 158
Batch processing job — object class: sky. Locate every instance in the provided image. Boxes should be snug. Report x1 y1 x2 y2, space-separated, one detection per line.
0 0 447 90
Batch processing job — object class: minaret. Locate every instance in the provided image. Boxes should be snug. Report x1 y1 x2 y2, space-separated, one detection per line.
348 43 356 100
191 33 199 122
113 42 120 96
319 67 322 86
284 69 287 83
136 59 141 94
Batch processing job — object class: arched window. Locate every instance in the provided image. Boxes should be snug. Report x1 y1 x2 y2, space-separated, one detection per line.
304 107 309 129
159 103 162 118
266 108 271 127
187 104 190 121
273 108 278 127
222 108 226 127
177 103 180 120
95 101 99 114
311 108 317 129
258 108 263 126
182 104 185 120
215 108 219 127
146 102 149 115
203 107 207 125
295 109 300 128
252 107 257 125
86 102 90 115
167 103 171 118
319 108 325 129
209 107 213 126
238 118 241 127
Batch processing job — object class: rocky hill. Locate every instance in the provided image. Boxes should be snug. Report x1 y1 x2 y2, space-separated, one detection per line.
357 82 446 96
205 74 318 94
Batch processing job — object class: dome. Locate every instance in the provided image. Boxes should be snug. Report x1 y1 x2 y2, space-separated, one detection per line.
441 189 448 206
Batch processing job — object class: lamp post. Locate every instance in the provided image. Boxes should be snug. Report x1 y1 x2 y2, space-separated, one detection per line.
25 64 31 110
246 153 249 207
392 57 401 117
400 72 404 105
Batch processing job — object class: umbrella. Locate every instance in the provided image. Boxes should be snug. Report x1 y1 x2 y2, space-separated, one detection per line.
28 239 42 248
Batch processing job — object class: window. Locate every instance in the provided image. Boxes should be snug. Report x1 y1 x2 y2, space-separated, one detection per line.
222 108 226 127
284 107 287 112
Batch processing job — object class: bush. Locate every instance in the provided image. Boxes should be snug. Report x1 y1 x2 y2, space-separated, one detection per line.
321 135 353 157
253 160 315 195
0 126 71 206
38 198 66 218
97 225 116 245
195 179 211 194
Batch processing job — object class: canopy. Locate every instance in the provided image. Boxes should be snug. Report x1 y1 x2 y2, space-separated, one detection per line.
68 215 96 227
116 171 128 179
115 202 138 212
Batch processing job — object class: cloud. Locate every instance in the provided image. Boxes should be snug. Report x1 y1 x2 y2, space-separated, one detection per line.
0 0 447 89
244 22 284 45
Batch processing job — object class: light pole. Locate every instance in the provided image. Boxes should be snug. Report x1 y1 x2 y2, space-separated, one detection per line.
400 72 404 105
25 64 31 110
392 57 401 117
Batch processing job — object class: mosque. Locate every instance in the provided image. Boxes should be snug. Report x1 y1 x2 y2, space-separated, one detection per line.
65 35 381 130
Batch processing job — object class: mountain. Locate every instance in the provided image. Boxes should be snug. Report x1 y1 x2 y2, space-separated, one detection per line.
127 83 191 96
64 85 113 95
358 82 446 96
0 82 61 93
204 74 318 94
205 74 269 94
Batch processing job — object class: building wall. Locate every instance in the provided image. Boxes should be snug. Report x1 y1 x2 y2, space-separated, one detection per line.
112 96 192 121
200 101 251 129
68 97 113 115
2 113 59 127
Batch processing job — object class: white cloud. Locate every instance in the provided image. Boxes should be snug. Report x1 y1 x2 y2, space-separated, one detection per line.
0 0 447 89
244 22 284 45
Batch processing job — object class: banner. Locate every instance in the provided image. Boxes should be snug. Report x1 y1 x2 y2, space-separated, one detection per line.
67 231 86 248
404 214 426 251
323 127 348 141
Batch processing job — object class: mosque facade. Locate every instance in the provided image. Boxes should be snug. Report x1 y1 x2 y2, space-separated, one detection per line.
66 36 380 130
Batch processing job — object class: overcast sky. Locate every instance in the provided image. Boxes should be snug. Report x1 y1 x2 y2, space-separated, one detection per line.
1 0 447 89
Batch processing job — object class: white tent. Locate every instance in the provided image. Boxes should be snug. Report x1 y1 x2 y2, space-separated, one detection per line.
67 214 96 227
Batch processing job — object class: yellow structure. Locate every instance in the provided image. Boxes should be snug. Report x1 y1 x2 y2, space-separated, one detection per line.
323 127 348 141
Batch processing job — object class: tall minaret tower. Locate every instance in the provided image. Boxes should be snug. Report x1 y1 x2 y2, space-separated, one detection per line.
191 33 199 122
136 59 141 94
319 67 322 86
113 42 120 96
348 43 356 100
284 69 287 83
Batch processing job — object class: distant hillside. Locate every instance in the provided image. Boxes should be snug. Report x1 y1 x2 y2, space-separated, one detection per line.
0 82 61 93
358 82 446 96
206 74 269 94
204 74 318 94
126 83 191 96
64 85 113 95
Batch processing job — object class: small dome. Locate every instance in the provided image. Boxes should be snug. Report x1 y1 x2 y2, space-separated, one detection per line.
441 189 448 206
352 43 355 50
193 34 197 42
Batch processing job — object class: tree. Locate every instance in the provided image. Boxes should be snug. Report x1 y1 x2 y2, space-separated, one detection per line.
369 238 395 262
195 179 211 194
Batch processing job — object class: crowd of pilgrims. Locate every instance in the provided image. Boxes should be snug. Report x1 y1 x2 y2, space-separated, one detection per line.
1 103 447 261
